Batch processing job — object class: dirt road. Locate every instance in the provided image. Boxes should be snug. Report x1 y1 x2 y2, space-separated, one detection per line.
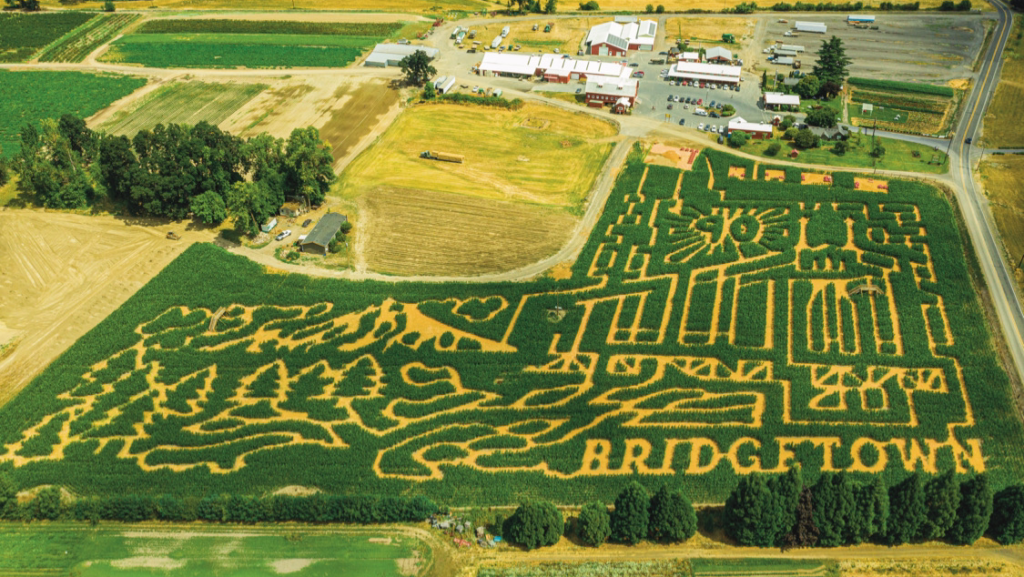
0 210 216 405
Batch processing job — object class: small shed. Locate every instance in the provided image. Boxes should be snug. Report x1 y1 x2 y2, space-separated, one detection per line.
280 202 307 218
261 218 278 233
300 213 347 255
861 103 874 114
705 46 733 63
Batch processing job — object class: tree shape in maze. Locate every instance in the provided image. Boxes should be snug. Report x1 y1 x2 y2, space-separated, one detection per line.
0 158 992 484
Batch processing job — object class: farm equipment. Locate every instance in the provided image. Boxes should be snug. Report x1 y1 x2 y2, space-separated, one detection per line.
420 150 465 163
166 231 181 240
722 33 735 43
544 23 552 32
433 18 444 27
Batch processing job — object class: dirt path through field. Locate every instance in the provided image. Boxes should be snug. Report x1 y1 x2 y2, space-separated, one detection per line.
0 210 217 405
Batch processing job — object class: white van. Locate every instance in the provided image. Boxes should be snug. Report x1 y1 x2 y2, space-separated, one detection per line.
694 107 708 116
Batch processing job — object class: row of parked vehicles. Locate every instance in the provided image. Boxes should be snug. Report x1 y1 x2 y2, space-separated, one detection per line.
667 78 741 92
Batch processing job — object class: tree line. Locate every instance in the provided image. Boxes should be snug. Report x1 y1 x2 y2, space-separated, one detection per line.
11 115 335 235
0 474 437 524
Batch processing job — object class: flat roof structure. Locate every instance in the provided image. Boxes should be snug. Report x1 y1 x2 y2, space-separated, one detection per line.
479 52 629 79
680 51 700 61
764 92 801 106
364 43 439 67
728 116 774 133
795 21 828 33
667 61 742 84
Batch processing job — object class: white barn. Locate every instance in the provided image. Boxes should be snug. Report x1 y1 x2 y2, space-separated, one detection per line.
585 19 658 56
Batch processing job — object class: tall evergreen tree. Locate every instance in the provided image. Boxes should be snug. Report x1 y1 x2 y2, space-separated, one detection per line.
812 36 852 87
502 501 563 550
770 467 803 539
948 473 992 545
647 485 697 543
611 481 650 545
885 472 927 546
724 475 784 547
989 484 1024 545
812 472 856 546
0 473 17 520
577 501 611 547
785 487 819 549
921 469 960 541
849 476 888 544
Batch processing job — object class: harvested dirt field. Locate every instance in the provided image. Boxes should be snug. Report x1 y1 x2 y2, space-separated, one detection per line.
154 12 430 22
0 210 214 406
359 187 576 276
40 0 487 11
339 102 617 208
98 80 267 138
664 17 756 49
980 155 1024 298
319 82 401 166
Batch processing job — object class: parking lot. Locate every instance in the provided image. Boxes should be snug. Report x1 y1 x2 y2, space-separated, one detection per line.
761 14 989 83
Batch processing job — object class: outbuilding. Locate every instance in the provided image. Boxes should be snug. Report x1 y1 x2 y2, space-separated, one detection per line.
763 92 801 110
809 125 851 141
300 213 347 256
585 77 639 108
437 76 457 94
364 44 439 67
667 61 742 85
679 51 701 63
279 201 308 218
705 46 733 63
795 21 828 33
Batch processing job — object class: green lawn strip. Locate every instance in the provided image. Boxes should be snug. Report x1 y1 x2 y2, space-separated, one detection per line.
0 70 146 158
0 524 418 577
741 132 949 173
846 103 909 124
0 12 96 63
115 33 380 47
136 19 402 37
103 42 363 68
691 558 825 576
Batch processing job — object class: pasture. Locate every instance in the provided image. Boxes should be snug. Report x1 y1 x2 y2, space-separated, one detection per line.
983 15 1024 147
99 81 268 138
0 524 428 577
979 154 1024 298
0 70 146 158
0 12 95 63
0 149 1019 506
338 103 617 208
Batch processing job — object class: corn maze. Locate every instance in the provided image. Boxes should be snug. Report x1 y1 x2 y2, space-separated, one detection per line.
0 150 1021 504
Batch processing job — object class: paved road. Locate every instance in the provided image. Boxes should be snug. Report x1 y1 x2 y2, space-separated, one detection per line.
947 0 1024 385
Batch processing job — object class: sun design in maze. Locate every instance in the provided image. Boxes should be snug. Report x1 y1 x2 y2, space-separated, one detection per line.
0 157 988 481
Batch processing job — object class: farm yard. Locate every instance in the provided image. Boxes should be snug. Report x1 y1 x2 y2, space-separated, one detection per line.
0 149 1019 507
473 19 595 56
339 103 617 209
36 14 141 64
0 524 429 577
100 19 407 69
664 17 756 50
0 12 95 63
360 186 577 275
98 81 268 138
0 70 146 158
845 78 961 136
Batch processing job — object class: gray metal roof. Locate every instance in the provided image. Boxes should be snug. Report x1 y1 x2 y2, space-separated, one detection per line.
302 213 347 248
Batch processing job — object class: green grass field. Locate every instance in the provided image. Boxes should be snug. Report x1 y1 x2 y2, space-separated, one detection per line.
0 524 427 577
101 34 369 68
0 70 146 158
0 149 1019 506
691 558 826 576
100 81 267 138
740 131 950 173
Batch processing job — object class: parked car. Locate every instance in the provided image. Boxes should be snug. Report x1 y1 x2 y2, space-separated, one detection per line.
710 111 720 118
667 103 673 110
698 123 705 130
679 118 686 126
716 103 723 110
301 219 312 227
667 95 674 101
710 101 716 107
629 62 639 67
697 98 703 105
276 230 292 242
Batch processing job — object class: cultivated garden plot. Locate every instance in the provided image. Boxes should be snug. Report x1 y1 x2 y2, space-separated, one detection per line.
845 78 961 137
100 81 268 139
0 12 95 63
36 14 141 64
0 150 1020 505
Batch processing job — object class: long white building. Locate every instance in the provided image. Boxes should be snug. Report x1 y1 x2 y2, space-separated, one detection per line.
477 52 630 83
666 61 742 85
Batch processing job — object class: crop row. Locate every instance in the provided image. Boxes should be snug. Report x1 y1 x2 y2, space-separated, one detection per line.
847 77 954 98
103 40 364 69
0 12 96 63
0 149 1018 505
136 19 403 37
37 14 141 63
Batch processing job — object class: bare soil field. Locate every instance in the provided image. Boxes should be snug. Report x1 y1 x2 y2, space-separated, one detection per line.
153 12 430 22
338 102 617 208
474 19 597 55
979 154 1024 299
360 186 576 276
983 15 1023 148
98 80 267 137
760 15 987 83
664 17 756 50
0 210 214 406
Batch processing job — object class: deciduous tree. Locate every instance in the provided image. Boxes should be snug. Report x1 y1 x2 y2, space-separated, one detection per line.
285 127 335 207
399 50 437 86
